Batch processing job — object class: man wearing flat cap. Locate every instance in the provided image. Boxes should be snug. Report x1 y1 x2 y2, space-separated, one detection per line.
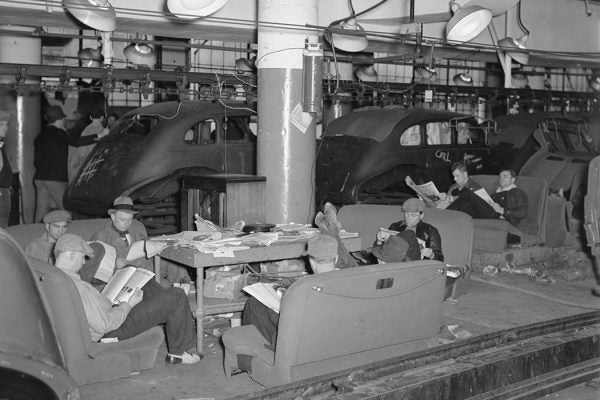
34 105 108 222
375 197 444 261
92 196 189 286
0 110 13 228
25 209 72 264
54 233 201 365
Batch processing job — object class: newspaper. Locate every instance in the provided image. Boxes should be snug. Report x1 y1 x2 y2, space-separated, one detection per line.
100 266 155 304
405 176 441 206
473 188 495 206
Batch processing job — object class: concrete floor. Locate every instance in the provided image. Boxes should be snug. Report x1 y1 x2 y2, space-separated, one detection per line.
79 234 600 400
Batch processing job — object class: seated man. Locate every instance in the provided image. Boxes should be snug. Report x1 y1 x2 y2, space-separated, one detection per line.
490 169 529 227
241 234 342 360
376 198 444 262
437 161 498 220
91 196 189 286
25 210 71 264
54 233 201 365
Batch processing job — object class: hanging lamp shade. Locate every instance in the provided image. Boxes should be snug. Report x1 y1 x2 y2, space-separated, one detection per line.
498 33 530 65
511 73 529 88
416 65 437 82
453 72 474 86
124 43 156 69
589 75 600 92
235 57 256 74
445 3 492 43
78 47 103 68
167 0 228 19
355 65 378 82
63 0 116 32
326 19 369 53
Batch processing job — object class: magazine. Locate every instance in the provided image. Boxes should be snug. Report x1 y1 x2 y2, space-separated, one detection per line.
100 266 155 304
242 282 283 313
405 176 441 207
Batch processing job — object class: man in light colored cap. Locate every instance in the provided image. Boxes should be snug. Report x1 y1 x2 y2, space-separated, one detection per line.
375 197 444 261
25 209 72 264
0 110 13 228
54 233 201 365
92 196 189 286
33 105 107 222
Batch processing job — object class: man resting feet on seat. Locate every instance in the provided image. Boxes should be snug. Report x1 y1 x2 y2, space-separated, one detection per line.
54 233 201 365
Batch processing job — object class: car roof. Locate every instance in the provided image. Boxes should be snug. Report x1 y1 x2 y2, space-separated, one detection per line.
123 100 254 119
322 107 477 142
492 112 588 147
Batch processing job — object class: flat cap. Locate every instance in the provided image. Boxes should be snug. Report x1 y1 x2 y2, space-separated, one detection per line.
55 234 94 257
43 210 72 224
402 198 426 213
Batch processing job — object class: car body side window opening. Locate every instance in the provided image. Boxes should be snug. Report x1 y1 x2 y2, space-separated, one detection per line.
426 122 451 145
183 118 217 145
400 124 421 146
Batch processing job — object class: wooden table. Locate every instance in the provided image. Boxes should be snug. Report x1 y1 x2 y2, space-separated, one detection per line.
159 236 362 353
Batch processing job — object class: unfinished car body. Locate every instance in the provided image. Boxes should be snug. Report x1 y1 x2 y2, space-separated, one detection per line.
316 107 496 207
63 101 256 230
489 113 596 214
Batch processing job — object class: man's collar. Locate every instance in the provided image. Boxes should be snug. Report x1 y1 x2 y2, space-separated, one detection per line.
496 183 517 193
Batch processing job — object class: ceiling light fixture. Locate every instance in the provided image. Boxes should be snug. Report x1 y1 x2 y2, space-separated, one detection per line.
453 72 474 86
498 1 530 65
167 0 228 19
326 18 369 53
235 57 256 74
446 0 492 43
416 42 437 81
62 0 116 32
124 40 156 69
78 47 103 68
589 73 600 92
511 72 529 88
355 65 378 82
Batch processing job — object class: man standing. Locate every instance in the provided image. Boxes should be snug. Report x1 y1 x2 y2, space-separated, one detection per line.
0 111 13 228
375 198 444 261
91 196 189 285
68 108 108 183
25 210 71 264
34 105 105 221
54 234 200 365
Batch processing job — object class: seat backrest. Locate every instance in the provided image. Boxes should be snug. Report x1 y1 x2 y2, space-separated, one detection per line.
6 219 111 249
470 175 548 238
337 204 473 268
27 257 93 363
275 260 445 368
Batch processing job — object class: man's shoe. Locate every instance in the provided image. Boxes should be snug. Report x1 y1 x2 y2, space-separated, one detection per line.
166 351 202 365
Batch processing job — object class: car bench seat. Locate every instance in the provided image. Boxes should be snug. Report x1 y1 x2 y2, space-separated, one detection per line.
469 175 549 251
337 205 474 298
27 257 164 385
222 260 445 387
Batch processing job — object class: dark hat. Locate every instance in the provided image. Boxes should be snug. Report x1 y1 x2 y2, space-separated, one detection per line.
372 230 421 263
306 234 338 261
45 105 66 123
90 108 104 119
43 210 72 224
108 196 138 215
402 198 426 213
55 234 94 256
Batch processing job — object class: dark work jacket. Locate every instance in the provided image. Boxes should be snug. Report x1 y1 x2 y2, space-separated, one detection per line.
34 125 98 182
491 187 528 227
0 145 12 188
388 220 444 262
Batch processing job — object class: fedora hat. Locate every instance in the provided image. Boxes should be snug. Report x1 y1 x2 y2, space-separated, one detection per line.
108 196 138 215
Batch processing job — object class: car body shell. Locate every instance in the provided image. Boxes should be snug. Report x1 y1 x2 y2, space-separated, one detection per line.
488 112 596 207
63 101 256 216
0 229 79 399
316 107 496 206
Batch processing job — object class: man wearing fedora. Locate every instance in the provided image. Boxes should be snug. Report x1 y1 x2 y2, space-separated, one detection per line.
54 233 201 365
25 209 72 264
91 196 189 286
34 105 107 222
376 197 444 262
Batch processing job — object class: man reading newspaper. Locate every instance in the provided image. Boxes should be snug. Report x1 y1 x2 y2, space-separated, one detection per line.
54 234 201 365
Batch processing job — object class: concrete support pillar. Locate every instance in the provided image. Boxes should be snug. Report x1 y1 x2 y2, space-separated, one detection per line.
0 27 42 224
257 0 319 224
